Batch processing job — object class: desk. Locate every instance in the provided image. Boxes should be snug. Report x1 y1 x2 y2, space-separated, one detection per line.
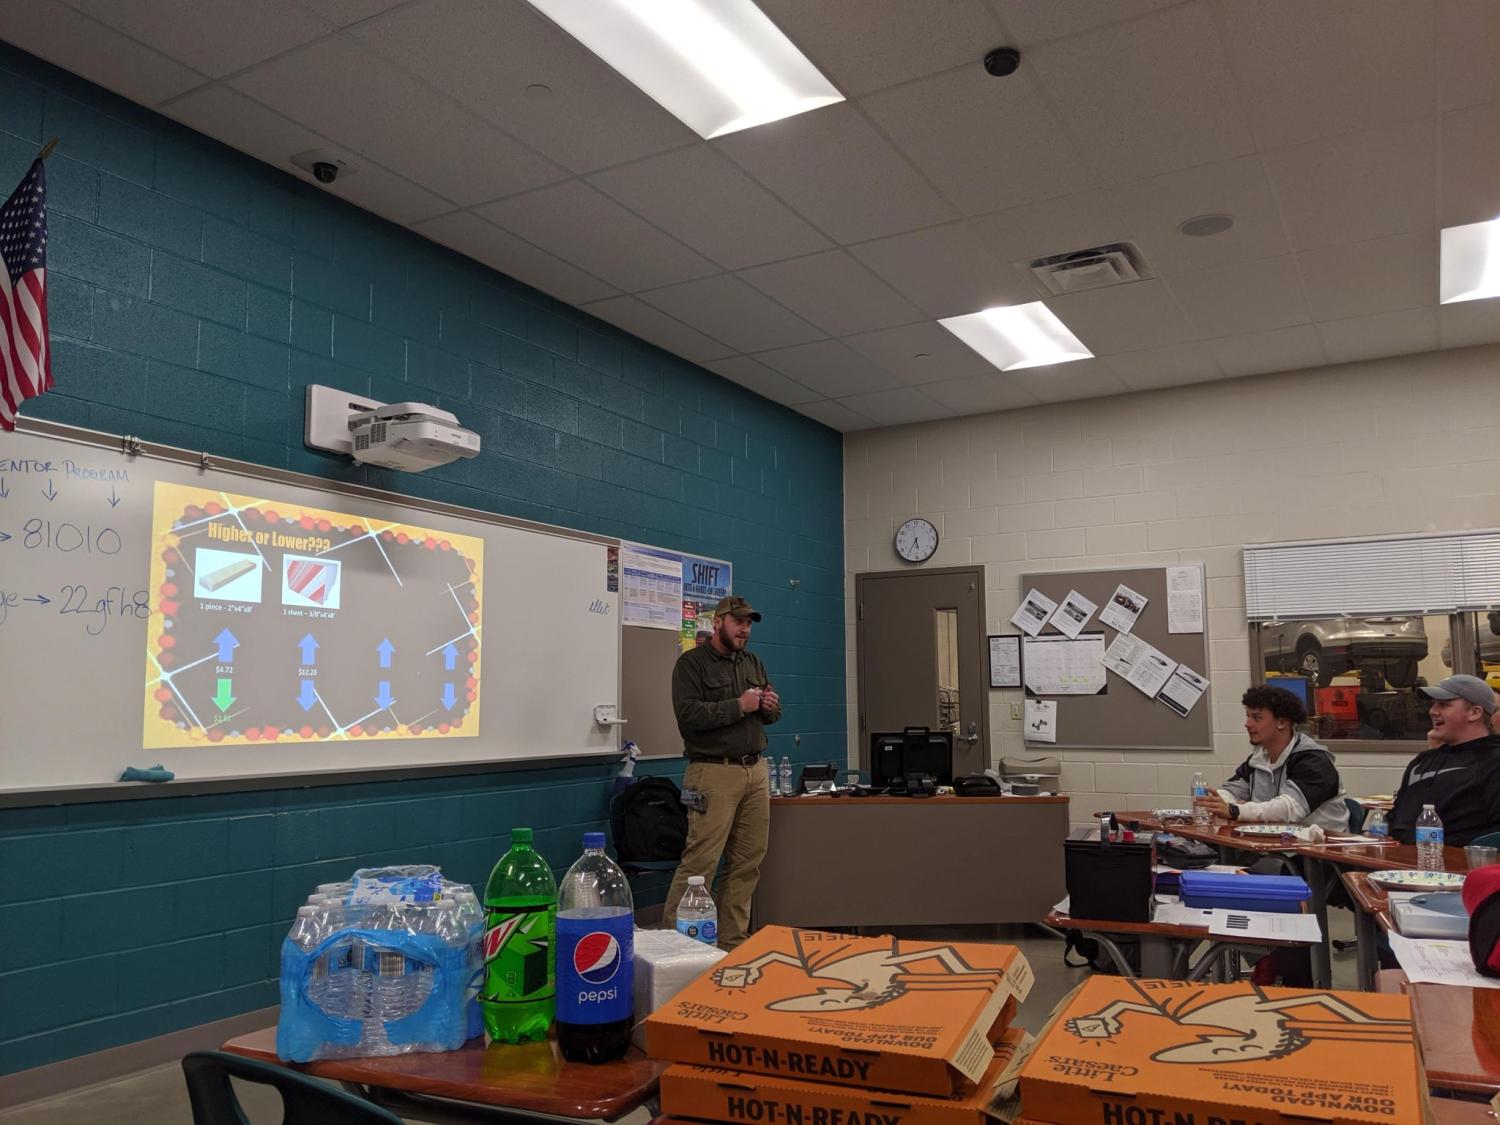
754 795 1068 928
1360 969 1500 1098
221 1027 665 1124
1343 871 1395 989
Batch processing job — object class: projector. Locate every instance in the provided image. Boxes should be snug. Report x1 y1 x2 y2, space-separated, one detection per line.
348 402 481 472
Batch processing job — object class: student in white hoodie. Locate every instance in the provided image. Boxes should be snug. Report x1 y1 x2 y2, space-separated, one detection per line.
1195 685 1349 832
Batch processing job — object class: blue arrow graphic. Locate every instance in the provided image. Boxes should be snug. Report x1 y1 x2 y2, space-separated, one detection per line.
441 682 456 710
41 480 57 502
442 643 458 671
214 628 239 663
297 633 318 665
376 638 394 669
297 680 318 712
107 486 120 509
375 681 394 710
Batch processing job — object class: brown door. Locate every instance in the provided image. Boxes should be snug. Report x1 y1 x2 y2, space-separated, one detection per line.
856 566 989 779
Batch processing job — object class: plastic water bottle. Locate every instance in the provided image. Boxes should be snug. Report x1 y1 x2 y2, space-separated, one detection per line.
556 832 634 1064
768 760 780 797
1416 804 1445 871
778 755 793 797
365 903 417 1045
1365 808 1389 840
310 897 357 1019
1191 772 1211 826
453 890 485 1040
675 875 718 946
482 827 557 1043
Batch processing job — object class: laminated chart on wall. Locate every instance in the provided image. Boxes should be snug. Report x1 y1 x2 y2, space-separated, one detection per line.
143 481 485 750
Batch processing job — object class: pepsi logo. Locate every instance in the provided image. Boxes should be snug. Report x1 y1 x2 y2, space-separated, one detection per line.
572 932 622 984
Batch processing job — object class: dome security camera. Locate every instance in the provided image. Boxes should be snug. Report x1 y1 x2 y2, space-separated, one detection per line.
312 161 339 184
983 47 1021 77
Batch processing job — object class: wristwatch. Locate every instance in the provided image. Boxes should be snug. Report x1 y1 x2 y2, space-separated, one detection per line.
1228 804 1241 821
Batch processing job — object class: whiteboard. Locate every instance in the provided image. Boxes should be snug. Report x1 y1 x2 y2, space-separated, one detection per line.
0 420 622 795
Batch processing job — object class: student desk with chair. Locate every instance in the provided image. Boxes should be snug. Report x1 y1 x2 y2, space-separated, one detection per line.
1374 969 1500 1100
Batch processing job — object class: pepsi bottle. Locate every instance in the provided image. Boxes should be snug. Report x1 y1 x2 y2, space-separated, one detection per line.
555 832 634 1064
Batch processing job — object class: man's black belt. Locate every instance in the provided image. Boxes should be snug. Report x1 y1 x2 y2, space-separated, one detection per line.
688 752 761 766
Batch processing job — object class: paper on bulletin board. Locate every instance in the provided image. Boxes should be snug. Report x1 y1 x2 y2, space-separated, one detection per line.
620 543 684 629
1049 589 1097 639
1011 588 1057 637
1023 634 1107 695
1158 664 1209 718
1024 698 1057 743
1098 583 1148 634
680 552 732 652
989 635 1021 688
1103 632 1177 698
1166 565 1205 634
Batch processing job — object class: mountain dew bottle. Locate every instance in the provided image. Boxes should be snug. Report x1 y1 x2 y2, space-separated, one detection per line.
481 827 557 1042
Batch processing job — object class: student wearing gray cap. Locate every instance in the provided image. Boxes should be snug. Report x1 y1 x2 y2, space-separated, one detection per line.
1388 675 1500 847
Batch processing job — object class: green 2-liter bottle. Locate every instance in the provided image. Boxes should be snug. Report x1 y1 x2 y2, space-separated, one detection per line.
481 827 558 1042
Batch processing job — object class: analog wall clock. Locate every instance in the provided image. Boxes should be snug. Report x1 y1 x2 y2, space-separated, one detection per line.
894 517 939 563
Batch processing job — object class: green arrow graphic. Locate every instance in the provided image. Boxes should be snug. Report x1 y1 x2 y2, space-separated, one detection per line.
212 678 236 712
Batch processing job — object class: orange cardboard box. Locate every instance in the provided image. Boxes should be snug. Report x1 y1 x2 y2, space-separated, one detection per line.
660 1026 1034 1125
645 926 1034 1097
1019 977 1433 1125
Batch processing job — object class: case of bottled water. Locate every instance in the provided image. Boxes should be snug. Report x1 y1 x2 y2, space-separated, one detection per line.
277 865 483 1062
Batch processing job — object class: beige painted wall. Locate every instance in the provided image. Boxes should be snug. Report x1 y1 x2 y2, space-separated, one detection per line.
844 343 1500 822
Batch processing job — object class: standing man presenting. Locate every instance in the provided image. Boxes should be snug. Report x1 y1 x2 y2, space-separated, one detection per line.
665 595 780 950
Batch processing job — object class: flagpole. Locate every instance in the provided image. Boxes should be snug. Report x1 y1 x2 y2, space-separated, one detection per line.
37 137 59 161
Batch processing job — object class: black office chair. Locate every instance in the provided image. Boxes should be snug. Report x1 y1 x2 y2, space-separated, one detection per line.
181 1050 403 1124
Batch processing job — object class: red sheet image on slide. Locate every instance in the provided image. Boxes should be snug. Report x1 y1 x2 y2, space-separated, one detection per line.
284 556 338 607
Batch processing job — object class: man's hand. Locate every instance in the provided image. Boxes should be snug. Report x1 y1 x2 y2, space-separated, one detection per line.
1196 791 1232 820
759 686 780 713
738 687 763 714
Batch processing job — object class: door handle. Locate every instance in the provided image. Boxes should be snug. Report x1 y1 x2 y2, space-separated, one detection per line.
964 721 979 744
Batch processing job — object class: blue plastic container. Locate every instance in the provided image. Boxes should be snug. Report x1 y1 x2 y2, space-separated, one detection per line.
1179 870 1310 913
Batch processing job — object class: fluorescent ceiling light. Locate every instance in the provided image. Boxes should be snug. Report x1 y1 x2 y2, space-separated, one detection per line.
1440 217 1500 305
526 0 843 139
938 302 1093 372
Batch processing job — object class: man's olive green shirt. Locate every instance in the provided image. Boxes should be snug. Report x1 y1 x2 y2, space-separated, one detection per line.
671 642 780 760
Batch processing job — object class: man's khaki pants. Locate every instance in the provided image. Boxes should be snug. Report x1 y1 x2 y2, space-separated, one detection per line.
663 756 769 950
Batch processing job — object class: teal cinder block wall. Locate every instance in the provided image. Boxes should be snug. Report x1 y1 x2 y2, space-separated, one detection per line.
0 43 845 1077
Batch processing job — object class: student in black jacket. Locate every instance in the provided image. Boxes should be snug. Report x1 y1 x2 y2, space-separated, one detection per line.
1389 675 1500 846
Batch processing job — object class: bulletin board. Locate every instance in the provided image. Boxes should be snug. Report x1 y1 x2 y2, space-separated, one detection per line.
1017 566 1211 751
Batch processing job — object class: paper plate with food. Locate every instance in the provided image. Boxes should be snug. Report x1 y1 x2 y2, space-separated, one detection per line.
1368 869 1466 890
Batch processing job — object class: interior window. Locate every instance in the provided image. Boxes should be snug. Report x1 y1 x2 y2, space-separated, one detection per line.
1256 614 1453 741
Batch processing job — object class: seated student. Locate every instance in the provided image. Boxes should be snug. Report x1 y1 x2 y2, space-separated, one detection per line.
1389 675 1500 846
1195 685 1349 831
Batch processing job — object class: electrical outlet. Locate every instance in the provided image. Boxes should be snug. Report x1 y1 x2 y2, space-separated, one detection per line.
1010 702 1022 721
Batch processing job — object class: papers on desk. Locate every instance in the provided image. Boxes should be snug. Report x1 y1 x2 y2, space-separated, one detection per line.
1153 900 1212 927
1208 909 1322 943
1387 932 1500 988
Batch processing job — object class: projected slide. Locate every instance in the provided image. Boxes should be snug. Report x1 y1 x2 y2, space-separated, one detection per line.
143 482 484 749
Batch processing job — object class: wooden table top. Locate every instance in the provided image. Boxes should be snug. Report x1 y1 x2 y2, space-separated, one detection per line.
221 1027 667 1120
1431 1099 1500 1124
1042 908 1309 947
1342 871 1395 933
1360 967 1500 1096
1110 811 1309 853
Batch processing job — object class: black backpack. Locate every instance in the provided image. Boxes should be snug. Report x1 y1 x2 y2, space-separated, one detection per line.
609 776 688 868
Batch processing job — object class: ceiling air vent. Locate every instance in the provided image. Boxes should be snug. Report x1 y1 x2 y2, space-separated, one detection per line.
1025 242 1152 296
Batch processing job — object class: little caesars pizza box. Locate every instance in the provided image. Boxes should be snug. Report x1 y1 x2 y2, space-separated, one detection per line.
1018 978 1433 1125
661 1027 1034 1125
645 927 1034 1097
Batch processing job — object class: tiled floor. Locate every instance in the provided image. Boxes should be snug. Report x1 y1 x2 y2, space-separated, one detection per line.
0 917 1361 1123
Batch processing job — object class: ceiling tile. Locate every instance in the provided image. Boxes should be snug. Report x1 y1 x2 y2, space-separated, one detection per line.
588 146 831 270
231 36 564 205
1295 231 1437 324
753 340 902 399
638 274 824 354
739 251 923 337
579 296 734 363
836 387 954 427
700 357 822 406
413 211 618 305
165 85 451 224
1316 307 1438 366
988 0 1184 45
1436 0 1500 112
1218 0 1434 150
0 0 205 106
296 0 405 27
1044 280 1193 356
1108 155 1288 275
350 0 694 174
794 399 875 431
714 103 958 244
967 191 1126 266
860 67 1091 217
1167 255 1310 339
849 223 1036 319
1264 119 1435 252
843 322 998 386
1027 3 1255 183
1439 101 1500 228
1107 342 1224 391
69 0 331 78
1436 297 1500 349
756 0 1002 98
920 373 1038 415
475 180 717 292
1007 357 1128 403
1204 324 1327 379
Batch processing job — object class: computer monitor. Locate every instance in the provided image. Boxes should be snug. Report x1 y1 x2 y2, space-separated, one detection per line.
869 728 954 789
1265 674 1313 712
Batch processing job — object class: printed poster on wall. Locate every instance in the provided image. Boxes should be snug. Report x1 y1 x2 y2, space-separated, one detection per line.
620 544 684 629
680 552 732 652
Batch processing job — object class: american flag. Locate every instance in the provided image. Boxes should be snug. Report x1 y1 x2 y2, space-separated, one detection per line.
0 158 51 431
